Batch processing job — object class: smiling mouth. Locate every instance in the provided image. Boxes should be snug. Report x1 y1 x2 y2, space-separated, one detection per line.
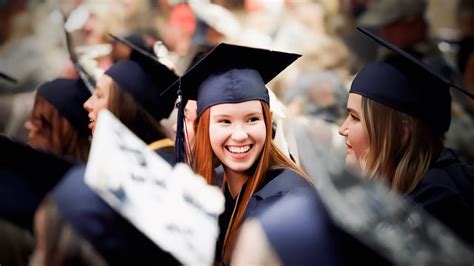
226 145 252 154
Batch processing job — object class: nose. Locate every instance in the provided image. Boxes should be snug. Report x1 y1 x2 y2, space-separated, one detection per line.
83 96 93 112
338 118 348 137
24 120 33 131
231 124 248 141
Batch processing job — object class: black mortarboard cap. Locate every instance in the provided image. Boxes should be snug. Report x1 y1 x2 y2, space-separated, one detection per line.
351 27 474 133
105 34 179 122
0 135 74 231
52 165 180 265
37 78 91 137
163 43 301 162
165 43 301 116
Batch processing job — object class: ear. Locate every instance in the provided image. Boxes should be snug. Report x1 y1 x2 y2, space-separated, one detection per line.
401 120 411 145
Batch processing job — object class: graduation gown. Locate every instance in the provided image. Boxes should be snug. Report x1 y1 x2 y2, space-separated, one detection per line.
408 149 474 245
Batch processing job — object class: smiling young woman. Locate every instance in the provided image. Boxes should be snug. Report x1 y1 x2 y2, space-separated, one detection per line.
172 43 320 264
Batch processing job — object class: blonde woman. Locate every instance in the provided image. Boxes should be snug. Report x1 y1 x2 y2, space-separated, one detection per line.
339 28 474 245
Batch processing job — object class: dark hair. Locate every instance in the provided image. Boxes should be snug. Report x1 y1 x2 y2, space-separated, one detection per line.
107 81 168 144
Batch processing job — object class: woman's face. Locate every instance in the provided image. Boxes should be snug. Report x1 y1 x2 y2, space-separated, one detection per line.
209 101 266 176
24 97 57 152
338 93 370 170
83 74 112 134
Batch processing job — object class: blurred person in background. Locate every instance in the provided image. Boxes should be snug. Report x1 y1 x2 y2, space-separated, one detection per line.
284 71 348 125
0 1 72 142
446 22 474 164
444 0 474 164
30 166 180 266
24 78 91 162
282 70 348 183
83 37 178 164
63 0 128 77
0 135 75 266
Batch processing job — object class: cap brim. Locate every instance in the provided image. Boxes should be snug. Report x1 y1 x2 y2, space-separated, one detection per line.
161 43 301 99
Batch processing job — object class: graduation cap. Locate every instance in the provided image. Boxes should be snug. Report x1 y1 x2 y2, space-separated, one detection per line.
51 165 180 266
37 78 91 137
162 43 301 162
104 34 179 122
351 27 474 133
0 72 17 83
0 135 75 231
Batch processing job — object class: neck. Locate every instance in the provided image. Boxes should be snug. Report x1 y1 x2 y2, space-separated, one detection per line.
224 168 247 199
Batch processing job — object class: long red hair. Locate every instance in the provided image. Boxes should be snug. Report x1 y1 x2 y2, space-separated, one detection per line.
192 101 309 263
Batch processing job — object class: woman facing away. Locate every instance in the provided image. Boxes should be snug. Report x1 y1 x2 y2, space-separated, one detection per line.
339 28 474 245
83 35 179 164
170 43 331 265
25 78 91 162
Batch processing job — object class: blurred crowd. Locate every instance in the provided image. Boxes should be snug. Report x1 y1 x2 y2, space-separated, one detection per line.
1 0 473 163
1 0 474 265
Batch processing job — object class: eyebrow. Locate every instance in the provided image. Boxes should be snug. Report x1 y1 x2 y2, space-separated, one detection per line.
211 111 263 119
245 112 263 117
347 107 359 115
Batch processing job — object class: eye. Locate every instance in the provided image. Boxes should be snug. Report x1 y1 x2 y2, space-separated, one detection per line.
247 117 260 123
218 119 231 124
349 113 359 121
40 116 51 129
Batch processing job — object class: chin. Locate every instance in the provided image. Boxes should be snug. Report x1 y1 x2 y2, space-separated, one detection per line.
223 157 259 174
345 155 362 172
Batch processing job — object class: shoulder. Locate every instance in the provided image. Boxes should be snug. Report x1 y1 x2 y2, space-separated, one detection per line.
255 168 313 198
409 166 464 210
248 168 318 219
252 190 338 265
408 159 474 244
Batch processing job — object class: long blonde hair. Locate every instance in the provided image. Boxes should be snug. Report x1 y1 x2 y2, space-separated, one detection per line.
192 101 309 263
361 97 444 194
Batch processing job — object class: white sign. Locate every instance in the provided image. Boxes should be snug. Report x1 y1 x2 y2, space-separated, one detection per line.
85 110 225 265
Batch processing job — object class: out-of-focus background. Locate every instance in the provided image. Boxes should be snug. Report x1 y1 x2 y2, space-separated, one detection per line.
1 0 473 164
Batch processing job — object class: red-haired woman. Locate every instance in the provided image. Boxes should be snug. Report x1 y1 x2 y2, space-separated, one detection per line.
175 43 321 265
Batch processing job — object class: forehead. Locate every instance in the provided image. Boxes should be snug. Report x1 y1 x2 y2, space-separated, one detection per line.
209 100 263 116
97 75 114 92
347 93 362 110
32 95 54 114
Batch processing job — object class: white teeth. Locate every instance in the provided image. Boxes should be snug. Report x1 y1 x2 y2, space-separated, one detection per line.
228 145 251 154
